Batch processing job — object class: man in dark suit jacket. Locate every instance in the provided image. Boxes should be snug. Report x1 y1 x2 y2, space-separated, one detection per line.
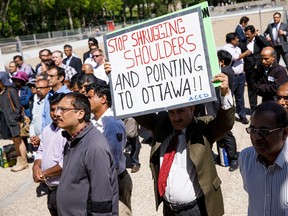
241 25 269 110
252 46 288 102
264 12 288 69
63 44 82 73
134 73 234 216
235 16 249 44
83 38 99 62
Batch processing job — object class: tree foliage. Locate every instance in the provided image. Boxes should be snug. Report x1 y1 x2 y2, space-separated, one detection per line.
0 0 213 37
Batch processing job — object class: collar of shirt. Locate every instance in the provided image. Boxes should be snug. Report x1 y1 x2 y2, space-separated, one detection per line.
92 108 113 129
256 138 288 169
50 122 61 132
70 122 90 141
37 98 44 105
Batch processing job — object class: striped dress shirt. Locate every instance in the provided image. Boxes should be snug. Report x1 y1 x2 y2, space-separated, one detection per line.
239 138 288 216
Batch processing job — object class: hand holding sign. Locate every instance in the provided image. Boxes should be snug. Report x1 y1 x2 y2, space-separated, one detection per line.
212 73 230 96
104 62 112 75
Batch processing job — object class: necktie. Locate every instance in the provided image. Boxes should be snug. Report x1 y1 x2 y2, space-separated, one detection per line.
158 129 182 197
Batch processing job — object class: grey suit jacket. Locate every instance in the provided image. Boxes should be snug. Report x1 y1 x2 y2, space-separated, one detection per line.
264 22 288 52
135 106 235 216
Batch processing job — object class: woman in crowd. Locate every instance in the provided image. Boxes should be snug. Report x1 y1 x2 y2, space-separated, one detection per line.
0 72 28 172
11 72 34 159
40 59 55 73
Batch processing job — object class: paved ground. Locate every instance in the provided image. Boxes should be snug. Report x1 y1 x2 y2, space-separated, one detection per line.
0 8 282 215
0 93 252 216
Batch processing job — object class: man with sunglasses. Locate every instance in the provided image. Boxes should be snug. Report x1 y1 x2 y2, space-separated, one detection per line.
83 44 98 69
83 37 99 62
92 49 109 84
239 101 288 215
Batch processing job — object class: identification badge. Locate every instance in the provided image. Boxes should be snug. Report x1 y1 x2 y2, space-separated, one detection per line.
268 76 275 82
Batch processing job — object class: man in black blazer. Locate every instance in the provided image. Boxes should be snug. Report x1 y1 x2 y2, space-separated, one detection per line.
63 44 82 73
264 12 288 69
83 37 99 62
235 16 249 44
252 46 288 102
242 25 269 110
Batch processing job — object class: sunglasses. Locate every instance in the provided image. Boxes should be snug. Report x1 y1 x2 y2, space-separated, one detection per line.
246 127 283 137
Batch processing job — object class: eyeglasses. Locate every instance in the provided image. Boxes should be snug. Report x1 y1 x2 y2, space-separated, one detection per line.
36 86 49 90
246 127 283 137
274 95 288 103
274 16 280 19
47 74 58 78
92 55 101 58
56 106 80 115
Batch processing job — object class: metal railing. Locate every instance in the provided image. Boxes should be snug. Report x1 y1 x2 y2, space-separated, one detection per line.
0 26 106 55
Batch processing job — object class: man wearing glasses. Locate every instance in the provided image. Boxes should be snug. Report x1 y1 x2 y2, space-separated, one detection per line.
56 92 118 215
264 12 288 69
32 93 66 216
239 101 288 215
35 49 52 74
30 78 50 147
83 37 99 62
275 81 288 110
42 66 71 130
83 44 98 69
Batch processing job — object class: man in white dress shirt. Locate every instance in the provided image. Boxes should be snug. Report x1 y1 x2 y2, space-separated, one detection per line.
239 101 288 216
92 49 109 84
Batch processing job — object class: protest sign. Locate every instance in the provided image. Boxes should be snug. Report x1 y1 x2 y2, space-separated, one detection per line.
104 2 219 119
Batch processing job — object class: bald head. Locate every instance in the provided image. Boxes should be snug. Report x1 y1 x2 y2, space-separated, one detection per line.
261 46 276 56
261 46 276 68
82 64 94 74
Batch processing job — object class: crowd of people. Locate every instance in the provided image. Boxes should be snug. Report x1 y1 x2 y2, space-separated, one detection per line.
0 11 288 216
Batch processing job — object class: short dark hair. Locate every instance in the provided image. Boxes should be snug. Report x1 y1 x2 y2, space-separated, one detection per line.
86 82 112 107
47 65 65 82
77 73 98 88
244 25 256 33
64 92 91 122
273 12 281 18
239 16 249 24
64 44 72 50
252 101 288 128
42 59 55 67
70 73 81 90
48 92 66 106
217 50 232 66
88 37 98 45
225 32 238 43
13 55 23 61
39 49 52 56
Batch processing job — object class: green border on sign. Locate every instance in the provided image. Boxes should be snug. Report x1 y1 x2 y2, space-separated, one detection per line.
105 1 220 87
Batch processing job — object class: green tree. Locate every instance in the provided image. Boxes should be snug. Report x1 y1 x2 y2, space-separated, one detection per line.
0 0 12 37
